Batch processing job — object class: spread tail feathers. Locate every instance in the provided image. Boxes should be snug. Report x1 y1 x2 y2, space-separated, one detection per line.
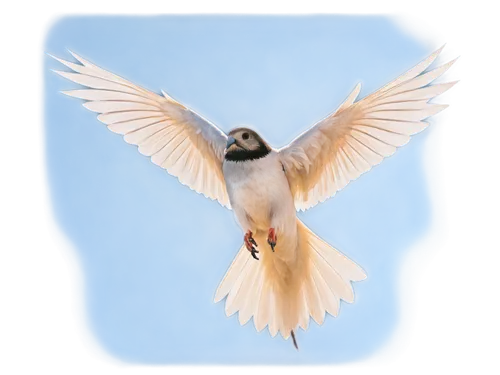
214 219 366 343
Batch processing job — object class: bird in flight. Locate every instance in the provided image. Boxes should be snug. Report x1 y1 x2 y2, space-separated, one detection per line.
50 46 456 350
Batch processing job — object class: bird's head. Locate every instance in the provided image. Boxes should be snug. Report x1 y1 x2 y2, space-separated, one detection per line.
224 127 271 162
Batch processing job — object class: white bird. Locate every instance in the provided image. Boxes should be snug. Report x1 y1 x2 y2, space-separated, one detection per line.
50 46 456 349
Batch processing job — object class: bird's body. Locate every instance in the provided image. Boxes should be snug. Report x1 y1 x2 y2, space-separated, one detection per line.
220 128 368 340
50 46 456 349
223 151 296 240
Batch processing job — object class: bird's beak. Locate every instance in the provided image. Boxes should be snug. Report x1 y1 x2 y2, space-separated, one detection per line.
226 136 237 149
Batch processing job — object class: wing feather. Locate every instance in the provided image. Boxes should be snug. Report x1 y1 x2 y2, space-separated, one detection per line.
52 52 230 208
280 46 456 210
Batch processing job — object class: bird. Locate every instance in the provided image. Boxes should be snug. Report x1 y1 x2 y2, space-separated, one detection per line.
50 45 456 350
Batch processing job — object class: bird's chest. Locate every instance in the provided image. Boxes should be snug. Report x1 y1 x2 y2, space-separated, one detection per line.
223 157 284 218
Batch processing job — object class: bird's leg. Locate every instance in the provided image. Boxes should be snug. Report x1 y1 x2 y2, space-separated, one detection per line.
244 230 259 260
267 228 277 252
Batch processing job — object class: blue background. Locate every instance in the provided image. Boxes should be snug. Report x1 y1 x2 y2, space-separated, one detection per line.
45 16 433 364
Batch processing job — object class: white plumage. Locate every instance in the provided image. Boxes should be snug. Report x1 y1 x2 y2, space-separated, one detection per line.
51 46 456 347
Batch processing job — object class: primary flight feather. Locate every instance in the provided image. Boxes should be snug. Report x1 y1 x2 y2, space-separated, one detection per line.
51 46 456 349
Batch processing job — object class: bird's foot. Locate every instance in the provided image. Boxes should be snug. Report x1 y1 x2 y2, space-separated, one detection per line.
267 228 277 252
244 230 259 260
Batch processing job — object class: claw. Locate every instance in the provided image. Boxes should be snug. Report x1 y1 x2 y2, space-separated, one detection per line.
244 230 259 261
251 249 259 260
268 240 275 252
267 228 277 252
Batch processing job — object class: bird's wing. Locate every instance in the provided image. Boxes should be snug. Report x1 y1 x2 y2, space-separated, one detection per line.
51 52 231 208
279 46 457 211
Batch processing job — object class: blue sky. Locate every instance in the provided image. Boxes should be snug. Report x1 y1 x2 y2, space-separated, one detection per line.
45 16 432 364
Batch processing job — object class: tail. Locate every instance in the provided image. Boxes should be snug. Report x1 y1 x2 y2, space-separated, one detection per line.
214 219 366 344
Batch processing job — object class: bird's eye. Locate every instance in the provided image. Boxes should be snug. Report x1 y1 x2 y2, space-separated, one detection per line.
242 132 249 140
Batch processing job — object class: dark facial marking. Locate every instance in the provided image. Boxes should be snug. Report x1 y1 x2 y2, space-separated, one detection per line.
224 144 270 162
225 128 271 162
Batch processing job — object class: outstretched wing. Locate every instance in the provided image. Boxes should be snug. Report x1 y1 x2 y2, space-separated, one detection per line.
51 52 231 208
279 46 457 211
